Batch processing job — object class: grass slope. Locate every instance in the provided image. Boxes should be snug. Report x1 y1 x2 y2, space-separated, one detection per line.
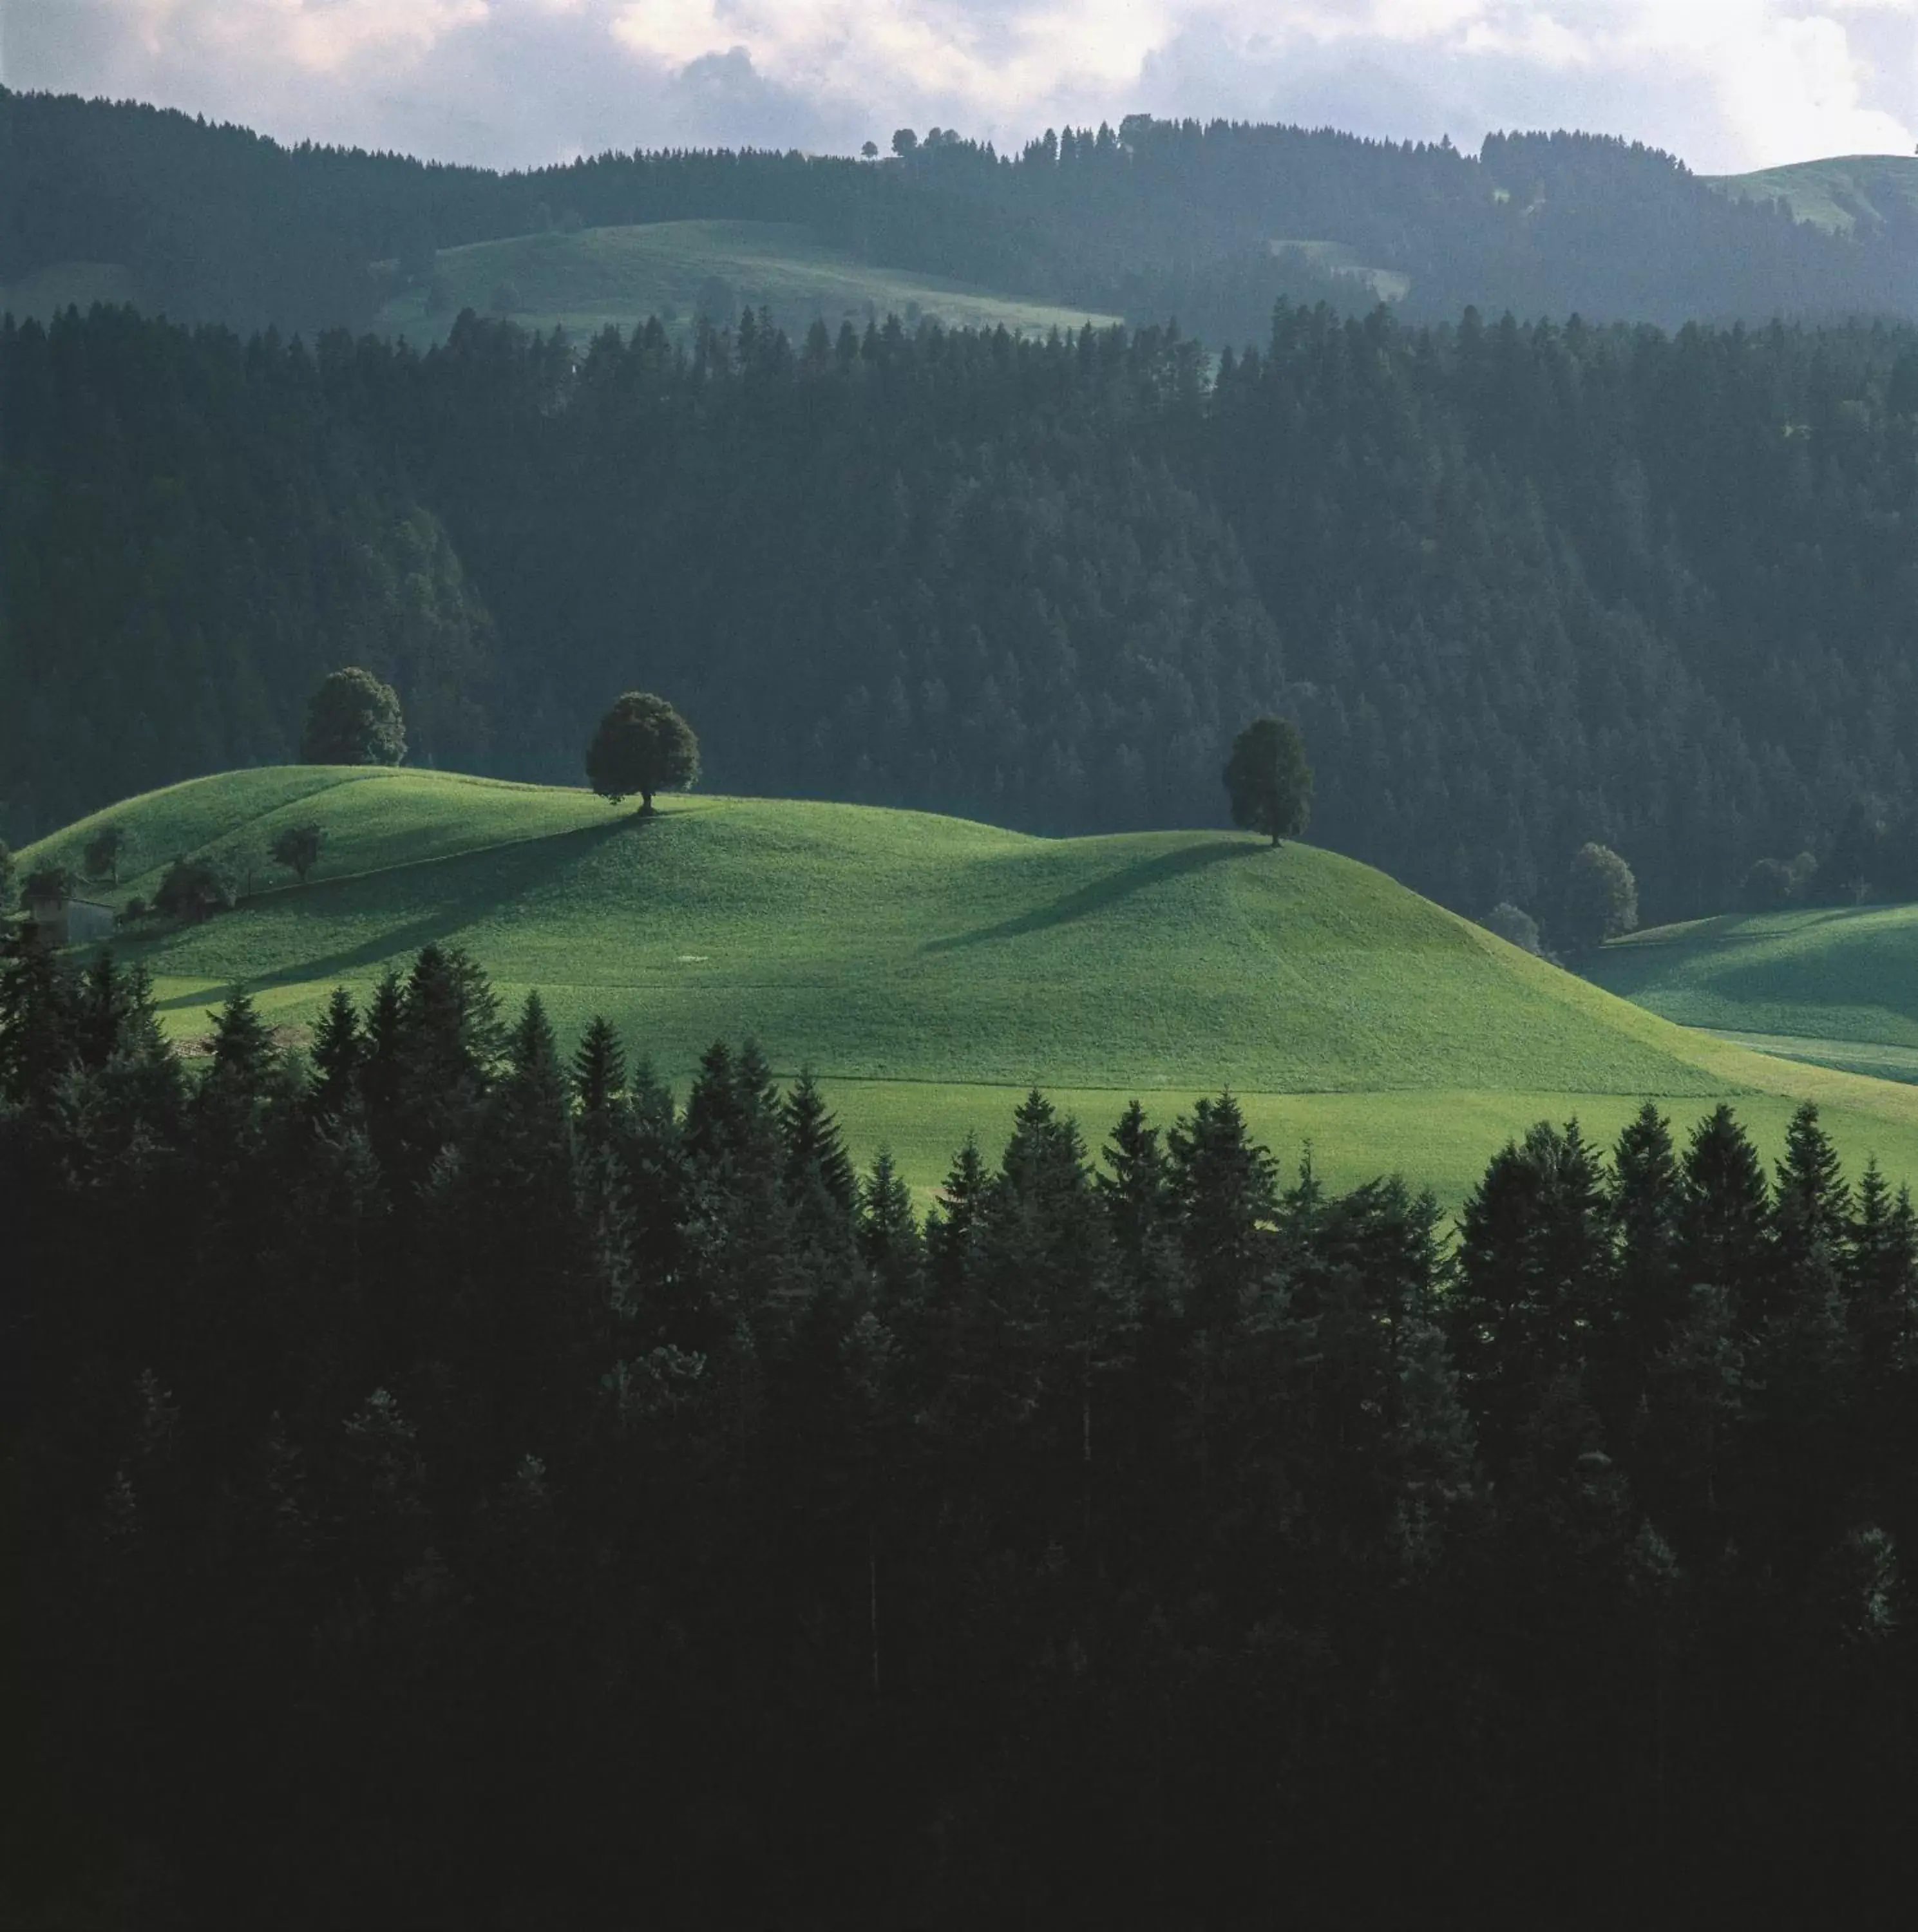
1707 155 1918 234
28 768 1918 1202
1589 902 1918 1084
375 220 1119 347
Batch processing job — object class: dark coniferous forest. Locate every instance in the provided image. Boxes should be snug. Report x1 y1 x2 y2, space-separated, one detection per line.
7 943 1918 1925
11 298 1918 924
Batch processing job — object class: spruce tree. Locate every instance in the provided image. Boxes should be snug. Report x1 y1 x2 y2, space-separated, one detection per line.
309 987 363 1118
781 1070 857 1217
1678 1104 1772 1329
779 1070 859 1293
858 1151 922 1311
1449 1120 1608 1466
1848 1162 1918 1403
1774 1103 1850 1276
359 970 406 1124
1168 1092 1277 1332
925 1134 989 1302
571 1015 627 1119
1604 1103 1684 1412
203 987 276 1102
1097 1099 1177 1311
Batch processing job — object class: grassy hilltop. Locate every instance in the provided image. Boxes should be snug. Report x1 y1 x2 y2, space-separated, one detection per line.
27 766 1918 1200
1708 154 1918 234
1589 901 1918 1086
374 219 1119 347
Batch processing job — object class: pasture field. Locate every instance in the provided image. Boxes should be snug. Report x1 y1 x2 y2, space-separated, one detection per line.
1588 902 1918 1062
1707 155 1918 234
374 220 1119 347
27 768 1918 1203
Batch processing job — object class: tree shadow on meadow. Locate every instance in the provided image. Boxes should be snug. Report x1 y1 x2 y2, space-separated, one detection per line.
921 837 1261 955
145 812 641 1008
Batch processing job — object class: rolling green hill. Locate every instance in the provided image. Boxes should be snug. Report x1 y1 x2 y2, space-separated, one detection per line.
375 220 1119 346
1708 155 1918 234
26 767 1918 1201
1588 902 1918 1084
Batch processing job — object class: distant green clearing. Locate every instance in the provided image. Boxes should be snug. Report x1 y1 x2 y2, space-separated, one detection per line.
375 220 1119 346
1 260 144 321
28 767 1918 1202
1269 238 1410 304
1707 155 1918 234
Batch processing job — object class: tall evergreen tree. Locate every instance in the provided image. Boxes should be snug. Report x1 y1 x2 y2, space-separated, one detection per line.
1449 1119 1609 1466
1678 1104 1772 1329
780 1070 857 1218
308 987 363 1119
1603 1103 1685 1416
1166 1092 1277 1332
570 1014 627 1120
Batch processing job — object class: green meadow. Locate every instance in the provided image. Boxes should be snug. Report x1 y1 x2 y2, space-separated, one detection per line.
374 219 1119 347
1589 900 1918 1083
28 767 1918 1202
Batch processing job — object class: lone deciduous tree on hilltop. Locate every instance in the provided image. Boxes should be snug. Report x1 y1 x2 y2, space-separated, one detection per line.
301 668 406 767
1224 716 1313 847
586 692 701 815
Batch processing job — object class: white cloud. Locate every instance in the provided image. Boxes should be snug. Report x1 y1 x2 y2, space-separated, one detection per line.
3 0 1912 171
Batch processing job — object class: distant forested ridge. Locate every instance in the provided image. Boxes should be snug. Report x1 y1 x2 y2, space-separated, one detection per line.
12 299 1918 925
6 90 1916 342
7 945 1918 1922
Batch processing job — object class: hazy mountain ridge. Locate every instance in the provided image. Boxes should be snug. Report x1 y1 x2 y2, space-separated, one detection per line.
5 88 1913 342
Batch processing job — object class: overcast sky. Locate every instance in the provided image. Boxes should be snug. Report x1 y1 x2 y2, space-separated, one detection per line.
5 1 1915 176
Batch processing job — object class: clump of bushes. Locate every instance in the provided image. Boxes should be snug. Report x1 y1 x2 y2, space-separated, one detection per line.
1483 902 1544 956
1742 851 1819 911
271 822 325 884
155 856 236 923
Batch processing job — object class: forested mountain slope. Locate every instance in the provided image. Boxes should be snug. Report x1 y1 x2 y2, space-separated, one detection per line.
12 301 1918 928
5 90 1913 341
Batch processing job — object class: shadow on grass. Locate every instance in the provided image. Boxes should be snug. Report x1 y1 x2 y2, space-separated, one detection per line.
922 838 1259 955
144 813 640 1008
1705 920 1918 1030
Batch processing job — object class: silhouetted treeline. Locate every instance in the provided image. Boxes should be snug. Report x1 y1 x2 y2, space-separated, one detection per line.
6 945 1918 1922
7 91 1916 344
15 301 1918 924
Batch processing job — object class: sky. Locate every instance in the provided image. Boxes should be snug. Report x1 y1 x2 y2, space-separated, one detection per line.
5 0 1915 178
